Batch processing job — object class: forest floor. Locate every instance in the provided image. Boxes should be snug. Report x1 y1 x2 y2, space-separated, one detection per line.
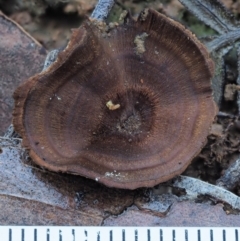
1 0 240 225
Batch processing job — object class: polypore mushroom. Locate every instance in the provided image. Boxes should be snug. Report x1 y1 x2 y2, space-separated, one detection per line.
13 9 217 189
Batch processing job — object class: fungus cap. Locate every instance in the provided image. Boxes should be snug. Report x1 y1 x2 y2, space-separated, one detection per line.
13 9 217 189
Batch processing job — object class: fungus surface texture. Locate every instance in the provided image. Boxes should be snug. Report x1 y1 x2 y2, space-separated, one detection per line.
13 9 217 189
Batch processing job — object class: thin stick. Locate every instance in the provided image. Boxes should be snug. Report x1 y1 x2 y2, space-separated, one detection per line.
91 0 115 21
206 29 240 52
216 158 240 191
173 175 240 209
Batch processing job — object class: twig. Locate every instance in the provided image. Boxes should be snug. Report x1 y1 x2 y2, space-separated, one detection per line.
217 111 236 118
216 158 240 191
178 0 238 34
91 0 115 21
173 175 240 209
40 0 116 73
43 49 60 71
206 29 240 52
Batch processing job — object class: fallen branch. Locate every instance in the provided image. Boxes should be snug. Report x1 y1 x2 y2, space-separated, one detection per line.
91 0 115 21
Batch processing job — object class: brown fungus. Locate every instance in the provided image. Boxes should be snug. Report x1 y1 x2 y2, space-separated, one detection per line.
13 9 217 189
